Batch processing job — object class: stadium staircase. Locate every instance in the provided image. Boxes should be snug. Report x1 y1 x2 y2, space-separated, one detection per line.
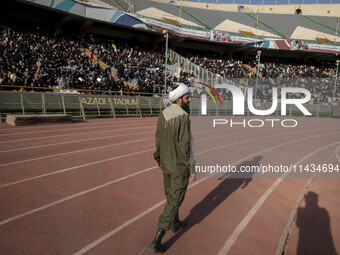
81 48 137 89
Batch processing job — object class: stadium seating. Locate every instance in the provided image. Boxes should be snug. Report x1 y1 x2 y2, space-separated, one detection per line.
129 0 339 41
214 19 279 37
87 0 116 9
291 26 340 42
136 7 203 27
0 16 339 103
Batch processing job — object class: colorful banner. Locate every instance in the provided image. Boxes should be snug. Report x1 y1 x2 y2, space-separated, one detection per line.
245 39 340 53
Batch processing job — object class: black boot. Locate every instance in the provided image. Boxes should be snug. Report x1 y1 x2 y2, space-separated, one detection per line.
149 228 166 253
170 214 187 233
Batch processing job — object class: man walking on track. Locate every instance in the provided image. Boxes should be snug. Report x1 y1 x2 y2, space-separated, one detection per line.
149 83 196 253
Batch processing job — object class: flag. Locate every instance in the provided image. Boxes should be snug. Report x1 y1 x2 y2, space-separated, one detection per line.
111 43 116 52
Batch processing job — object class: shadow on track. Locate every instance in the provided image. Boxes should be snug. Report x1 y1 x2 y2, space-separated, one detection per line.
296 191 338 255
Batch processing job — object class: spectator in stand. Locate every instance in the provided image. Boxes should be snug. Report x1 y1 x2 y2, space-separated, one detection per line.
0 19 338 102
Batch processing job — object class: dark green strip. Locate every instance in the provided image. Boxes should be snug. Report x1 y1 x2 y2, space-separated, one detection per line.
246 12 288 39
302 15 337 33
49 0 55 8
175 5 211 30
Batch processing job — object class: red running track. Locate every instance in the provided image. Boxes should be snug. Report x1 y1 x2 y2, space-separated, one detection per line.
0 116 339 255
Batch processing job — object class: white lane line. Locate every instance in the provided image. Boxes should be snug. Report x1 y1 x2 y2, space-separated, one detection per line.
195 127 339 156
0 122 260 146
0 124 288 168
0 129 337 246
72 131 340 255
0 118 156 131
74 200 165 255
336 145 340 163
0 131 154 154
274 152 336 255
0 128 275 187
0 121 155 137
0 126 154 144
0 148 155 188
216 140 340 255
0 127 322 187
0 165 157 226
0 137 154 167
0 119 254 145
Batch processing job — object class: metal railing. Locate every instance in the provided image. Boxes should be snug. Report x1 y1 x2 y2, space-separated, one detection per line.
0 89 163 121
110 0 134 13
169 49 245 92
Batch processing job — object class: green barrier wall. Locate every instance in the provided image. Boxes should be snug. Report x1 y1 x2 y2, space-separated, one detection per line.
0 91 335 122
0 91 163 121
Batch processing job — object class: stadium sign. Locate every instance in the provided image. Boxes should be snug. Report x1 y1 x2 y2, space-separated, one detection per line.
81 97 138 106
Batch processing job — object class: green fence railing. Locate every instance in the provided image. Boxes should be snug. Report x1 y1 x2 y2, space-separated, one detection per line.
0 91 163 122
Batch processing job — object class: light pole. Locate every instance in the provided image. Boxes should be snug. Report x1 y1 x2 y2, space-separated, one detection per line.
254 50 261 99
163 30 169 94
332 60 340 104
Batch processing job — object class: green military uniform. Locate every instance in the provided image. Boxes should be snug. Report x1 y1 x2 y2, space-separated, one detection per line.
153 103 191 231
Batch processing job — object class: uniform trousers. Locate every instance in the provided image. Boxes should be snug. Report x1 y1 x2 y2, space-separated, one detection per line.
157 172 189 230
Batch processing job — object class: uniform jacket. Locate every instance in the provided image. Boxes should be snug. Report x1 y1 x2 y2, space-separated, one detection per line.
154 103 193 176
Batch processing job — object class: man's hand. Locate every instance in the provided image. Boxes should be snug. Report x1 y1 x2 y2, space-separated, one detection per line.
190 172 197 181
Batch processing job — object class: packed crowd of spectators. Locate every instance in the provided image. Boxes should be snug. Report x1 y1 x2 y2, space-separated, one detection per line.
0 20 339 103
176 52 340 103
0 22 138 95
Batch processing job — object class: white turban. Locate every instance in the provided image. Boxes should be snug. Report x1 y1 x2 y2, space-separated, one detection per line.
169 83 190 103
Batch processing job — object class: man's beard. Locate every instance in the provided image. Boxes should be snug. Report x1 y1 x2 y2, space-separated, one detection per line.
181 102 190 114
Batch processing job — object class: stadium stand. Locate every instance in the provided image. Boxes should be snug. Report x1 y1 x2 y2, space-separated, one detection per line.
0 6 339 104
254 13 339 39
163 0 340 4
87 0 117 9
291 26 340 42
102 0 134 12
135 2 281 37
306 15 340 32
131 0 212 28
136 7 203 27
129 0 340 41
214 18 279 37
